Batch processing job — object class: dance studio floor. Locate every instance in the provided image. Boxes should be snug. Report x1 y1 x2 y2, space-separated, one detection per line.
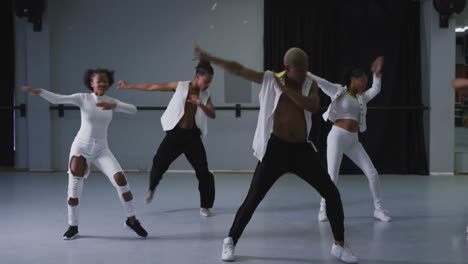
1 171 467 264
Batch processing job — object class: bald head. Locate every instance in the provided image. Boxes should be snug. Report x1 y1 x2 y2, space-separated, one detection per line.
283 48 308 67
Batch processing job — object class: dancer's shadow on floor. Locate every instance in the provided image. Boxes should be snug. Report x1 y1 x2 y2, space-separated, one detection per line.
235 255 327 264
349 259 452 264
236 256 450 264
76 235 157 241
154 227 320 241
392 214 460 221
142 202 321 216
142 207 199 216
159 207 198 214
155 232 224 241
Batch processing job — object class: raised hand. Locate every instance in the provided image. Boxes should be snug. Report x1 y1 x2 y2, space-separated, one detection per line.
96 101 117 110
22 86 41 95
371 56 384 77
117 80 129 89
193 43 209 61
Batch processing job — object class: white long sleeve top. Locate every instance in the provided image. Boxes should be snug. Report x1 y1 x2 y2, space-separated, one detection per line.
40 89 137 141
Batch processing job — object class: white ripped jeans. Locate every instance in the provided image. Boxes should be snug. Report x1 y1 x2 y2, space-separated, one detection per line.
321 126 383 210
67 137 135 226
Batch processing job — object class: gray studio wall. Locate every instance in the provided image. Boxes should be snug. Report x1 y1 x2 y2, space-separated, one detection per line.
15 0 263 171
15 0 458 175
420 0 456 175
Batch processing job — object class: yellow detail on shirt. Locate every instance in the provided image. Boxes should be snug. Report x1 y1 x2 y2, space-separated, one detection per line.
275 70 314 81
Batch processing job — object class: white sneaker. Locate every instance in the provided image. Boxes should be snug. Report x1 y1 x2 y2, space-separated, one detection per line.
374 208 392 222
331 243 358 263
200 208 213 217
318 206 328 222
221 237 235 261
144 189 155 204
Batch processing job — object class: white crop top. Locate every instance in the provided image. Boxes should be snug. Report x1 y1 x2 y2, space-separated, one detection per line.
333 93 360 122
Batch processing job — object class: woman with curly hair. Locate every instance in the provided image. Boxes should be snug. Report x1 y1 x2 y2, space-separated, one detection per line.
23 68 148 240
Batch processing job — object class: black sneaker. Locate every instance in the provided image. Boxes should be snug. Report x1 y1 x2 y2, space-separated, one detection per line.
125 219 148 238
63 225 78 240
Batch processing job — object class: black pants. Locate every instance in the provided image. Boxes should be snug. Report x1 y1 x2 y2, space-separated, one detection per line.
229 134 345 244
149 127 215 208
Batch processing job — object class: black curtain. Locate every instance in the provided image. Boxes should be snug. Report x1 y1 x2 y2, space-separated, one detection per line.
0 0 15 167
264 0 428 175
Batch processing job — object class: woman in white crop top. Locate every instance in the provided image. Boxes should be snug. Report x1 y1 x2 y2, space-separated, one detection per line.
313 57 391 223
23 69 148 239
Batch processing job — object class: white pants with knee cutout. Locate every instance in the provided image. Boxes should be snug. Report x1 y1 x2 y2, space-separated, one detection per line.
67 137 135 226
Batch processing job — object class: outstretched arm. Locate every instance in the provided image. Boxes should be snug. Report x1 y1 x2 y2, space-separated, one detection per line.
194 45 264 84
308 73 341 98
22 86 83 106
274 78 320 113
117 80 178 92
452 78 468 91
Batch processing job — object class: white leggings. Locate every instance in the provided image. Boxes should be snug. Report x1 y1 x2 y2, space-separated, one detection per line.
321 126 383 210
67 137 136 226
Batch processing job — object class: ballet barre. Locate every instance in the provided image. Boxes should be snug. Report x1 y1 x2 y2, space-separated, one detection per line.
0 104 430 119
0 104 27 117
47 105 429 118
49 104 260 118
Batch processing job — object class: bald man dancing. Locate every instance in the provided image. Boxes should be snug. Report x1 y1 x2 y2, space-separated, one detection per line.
195 46 357 263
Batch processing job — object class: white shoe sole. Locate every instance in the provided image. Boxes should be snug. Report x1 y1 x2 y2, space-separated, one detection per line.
124 223 148 238
200 212 213 217
221 254 235 262
374 214 392 222
144 197 153 204
144 192 154 204
332 252 358 263
339 258 358 264
63 232 78 240
200 209 213 217
375 217 391 222
318 213 328 222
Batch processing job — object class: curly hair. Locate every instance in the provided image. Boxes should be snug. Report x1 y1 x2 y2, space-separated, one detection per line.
83 68 115 91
